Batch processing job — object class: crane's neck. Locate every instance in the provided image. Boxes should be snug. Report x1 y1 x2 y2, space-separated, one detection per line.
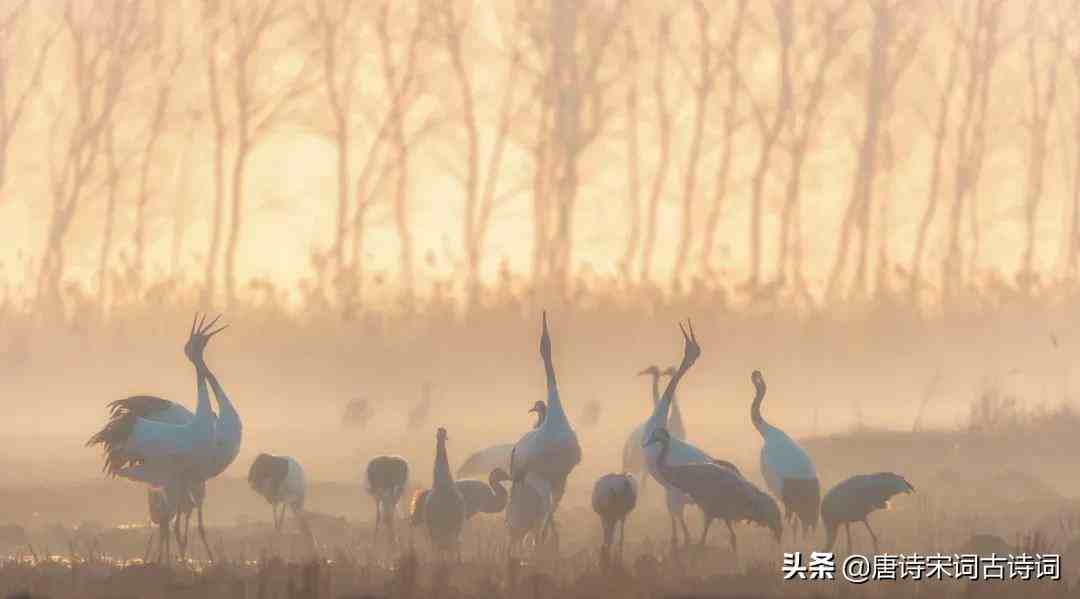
489 472 509 510
751 385 771 436
654 437 673 485
649 372 661 406
191 365 215 434
541 353 570 428
650 367 685 432
669 393 686 439
207 370 241 442
433 437 453 489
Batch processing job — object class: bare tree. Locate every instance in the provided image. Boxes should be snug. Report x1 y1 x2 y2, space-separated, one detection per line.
132 0 184 287
699 0 749 276
670 1 722 290
638 11 674 285
1017 1 1063 294
939 0 1011 305
374 0 429 308
0 1 56 200
40 1 142 308
306 0 359 275
825 0 923 303
618 22 641 281
908 3 963 304
1064 4 1080 282
525 0 627 295
742 0 792 292
431 0 525 310
775 0 855 302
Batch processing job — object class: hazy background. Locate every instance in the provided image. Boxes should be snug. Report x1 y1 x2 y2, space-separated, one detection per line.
0 0 1079 534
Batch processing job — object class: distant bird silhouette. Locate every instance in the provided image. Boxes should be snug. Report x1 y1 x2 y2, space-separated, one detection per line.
579 399 603 429
407 383 433 430
365 455 409 548
751 370 820 540
592 473 637 563
418 428 465 558
343 398 373 428
248 453 317 554
646 428 780 555
457 401 546 478
822 473 914 553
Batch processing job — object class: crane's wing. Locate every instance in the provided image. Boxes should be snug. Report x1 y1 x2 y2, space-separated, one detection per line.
124 417 202 463
108 395 194 425
457 443 514 478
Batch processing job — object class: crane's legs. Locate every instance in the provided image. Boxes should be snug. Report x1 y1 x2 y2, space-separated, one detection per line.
679 514 691 549
197 504 214 563
698 518 713 547
144 528 154 563
618 518 627 559
725 520 738 557
292 505 318 557
670 514 679 548
373 500 381 549
862 519 879 554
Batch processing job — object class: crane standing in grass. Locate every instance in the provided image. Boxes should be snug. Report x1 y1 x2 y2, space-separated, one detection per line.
750 370 820 540
646 428 781 556
88 314 237 563
418 427 466 559
591 473 638 564
640 321 743 549
502 461 553 558
510 313 582 548
366 455 410 548
412 467 509 525
821 473 915 553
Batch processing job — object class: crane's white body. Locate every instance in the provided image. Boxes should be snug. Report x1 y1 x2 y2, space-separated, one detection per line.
759 423 817 497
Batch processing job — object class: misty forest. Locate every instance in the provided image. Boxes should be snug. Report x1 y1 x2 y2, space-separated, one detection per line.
3 0 1080 598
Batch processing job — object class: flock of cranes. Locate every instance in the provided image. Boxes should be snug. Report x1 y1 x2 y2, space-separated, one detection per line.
87 312 915 566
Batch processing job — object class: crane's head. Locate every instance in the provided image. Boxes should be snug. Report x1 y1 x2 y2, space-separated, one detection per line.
637 365 660 377
528 401 547 428
643 428 671 448
677 320 701 369
751 370 766 392
436 427 448 442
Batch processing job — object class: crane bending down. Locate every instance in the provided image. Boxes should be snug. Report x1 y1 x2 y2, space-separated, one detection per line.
751 370 820 540
419 427 466 558
456 402 547 479
639 321 742 548
366 455 410 548
87 314 239 562
510 312 582 549
821 473 914 553
248 453 317 553
411 467 509 527
591 473 637 564
646 428 781 555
